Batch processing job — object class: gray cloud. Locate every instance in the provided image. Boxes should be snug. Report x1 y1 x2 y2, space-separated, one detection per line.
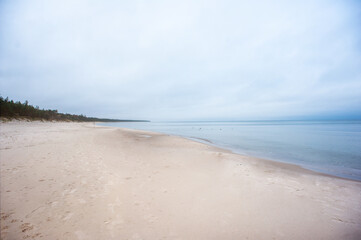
1 0 361 120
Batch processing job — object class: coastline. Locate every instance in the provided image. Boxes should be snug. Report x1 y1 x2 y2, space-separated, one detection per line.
102 124 361 183
1 121 361 239
112 126 350 182
186 136 361 183
97 121 361 182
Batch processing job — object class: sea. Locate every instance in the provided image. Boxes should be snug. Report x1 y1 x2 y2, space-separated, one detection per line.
98 120 361 181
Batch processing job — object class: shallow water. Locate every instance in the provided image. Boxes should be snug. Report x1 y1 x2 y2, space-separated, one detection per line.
99 121 361 181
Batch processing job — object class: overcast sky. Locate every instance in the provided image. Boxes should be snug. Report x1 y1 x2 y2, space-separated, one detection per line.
1 0 361 120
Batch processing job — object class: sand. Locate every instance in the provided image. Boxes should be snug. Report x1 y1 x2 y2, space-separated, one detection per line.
1 121 360 239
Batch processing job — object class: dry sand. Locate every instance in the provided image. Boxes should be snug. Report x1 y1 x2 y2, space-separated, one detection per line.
1 121 360 239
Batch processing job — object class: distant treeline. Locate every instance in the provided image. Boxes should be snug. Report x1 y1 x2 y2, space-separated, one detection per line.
0 96 149 122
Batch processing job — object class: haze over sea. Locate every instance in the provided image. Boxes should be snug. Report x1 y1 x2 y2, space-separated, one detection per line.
99 120 361 181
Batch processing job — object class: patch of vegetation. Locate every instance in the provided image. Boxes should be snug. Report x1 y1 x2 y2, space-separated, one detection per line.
0 96 149 122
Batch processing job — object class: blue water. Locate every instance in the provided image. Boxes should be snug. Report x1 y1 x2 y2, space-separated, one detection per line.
98 121 361 181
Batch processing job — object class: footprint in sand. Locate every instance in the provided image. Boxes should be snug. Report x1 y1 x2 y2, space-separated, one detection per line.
1 212 13 221
1 225 9 231
20 223 33 233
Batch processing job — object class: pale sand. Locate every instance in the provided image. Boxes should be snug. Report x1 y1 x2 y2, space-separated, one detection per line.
1 121 361 240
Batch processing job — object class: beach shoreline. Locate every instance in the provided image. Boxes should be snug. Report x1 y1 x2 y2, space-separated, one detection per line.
98 123 361 183
97 120 361 182
1 121 361 239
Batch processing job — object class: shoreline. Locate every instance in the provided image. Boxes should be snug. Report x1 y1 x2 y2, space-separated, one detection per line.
1 121 361 239
98 123 361 183
186 135 357 182
191 136 361 183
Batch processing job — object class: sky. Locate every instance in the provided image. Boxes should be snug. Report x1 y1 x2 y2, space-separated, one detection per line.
1 0 361 121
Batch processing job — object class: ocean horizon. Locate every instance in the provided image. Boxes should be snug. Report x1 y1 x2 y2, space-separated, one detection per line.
99 120 361 181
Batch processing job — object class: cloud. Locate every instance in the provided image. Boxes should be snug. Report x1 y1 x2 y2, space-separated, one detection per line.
1 0 361 120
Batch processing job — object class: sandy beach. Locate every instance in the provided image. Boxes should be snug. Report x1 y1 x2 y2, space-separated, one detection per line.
1 121 360 239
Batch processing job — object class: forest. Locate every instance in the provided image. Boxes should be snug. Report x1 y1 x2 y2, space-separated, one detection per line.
0 96 148 122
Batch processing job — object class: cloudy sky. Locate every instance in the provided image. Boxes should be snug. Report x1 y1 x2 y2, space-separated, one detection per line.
1 0 361 120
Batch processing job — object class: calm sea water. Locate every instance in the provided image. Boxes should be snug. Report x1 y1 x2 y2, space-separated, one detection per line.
98 121 361 181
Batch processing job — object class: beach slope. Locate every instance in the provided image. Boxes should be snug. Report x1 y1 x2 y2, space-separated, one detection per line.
1 121 360 239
